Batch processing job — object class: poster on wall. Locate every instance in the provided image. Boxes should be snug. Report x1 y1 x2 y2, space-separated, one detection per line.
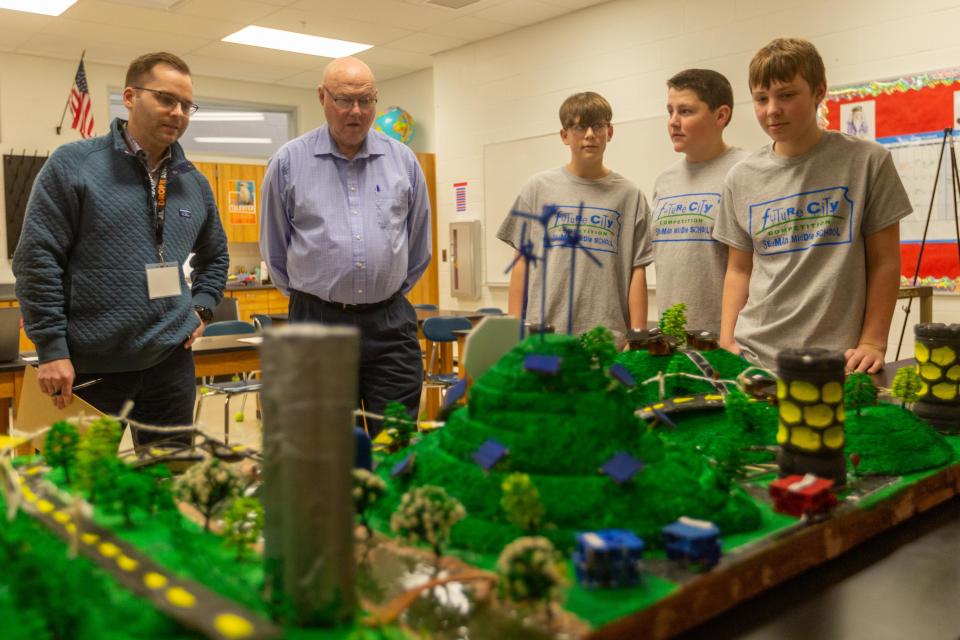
823 68 960 292
228 179 256 225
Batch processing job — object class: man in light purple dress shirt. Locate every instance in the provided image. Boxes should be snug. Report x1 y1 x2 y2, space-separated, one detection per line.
260 57 432 435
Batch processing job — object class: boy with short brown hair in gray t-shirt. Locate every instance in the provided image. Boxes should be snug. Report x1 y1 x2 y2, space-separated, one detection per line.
497 92 653 346
712 38 911 373
652 69 748 334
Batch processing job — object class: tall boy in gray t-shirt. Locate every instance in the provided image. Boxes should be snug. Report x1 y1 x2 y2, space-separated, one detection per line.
712 38 911 373
497 92 652 346
652 69 748 333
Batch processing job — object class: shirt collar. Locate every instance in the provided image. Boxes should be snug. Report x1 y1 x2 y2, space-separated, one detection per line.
122 121 172 171
313 124 387 160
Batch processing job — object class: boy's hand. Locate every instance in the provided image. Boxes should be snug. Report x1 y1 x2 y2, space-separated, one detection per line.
719 336 741 355
844 344 885 374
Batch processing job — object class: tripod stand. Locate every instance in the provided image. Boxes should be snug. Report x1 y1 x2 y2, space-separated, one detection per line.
895 124 960 359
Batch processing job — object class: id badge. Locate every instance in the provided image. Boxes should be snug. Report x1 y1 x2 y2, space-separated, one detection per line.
146 262 182 299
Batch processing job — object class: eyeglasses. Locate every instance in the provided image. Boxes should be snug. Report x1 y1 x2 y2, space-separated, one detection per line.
322 86 378 110
132 86 199 115
566 122 610 134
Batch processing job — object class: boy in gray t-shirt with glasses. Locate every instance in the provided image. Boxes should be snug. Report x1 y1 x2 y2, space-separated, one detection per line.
497 92 653 346
713 38 911 373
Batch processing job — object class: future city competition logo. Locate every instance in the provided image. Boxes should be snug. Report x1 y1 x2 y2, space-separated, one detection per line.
749 186 854 255
546 205 622 254
652 192 720 243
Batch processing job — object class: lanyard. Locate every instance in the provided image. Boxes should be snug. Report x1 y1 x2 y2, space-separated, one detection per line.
152 164 168 262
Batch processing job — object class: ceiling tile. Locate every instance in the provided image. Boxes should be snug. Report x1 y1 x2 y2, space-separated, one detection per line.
191 41 329 70
16 33 153 68
538 0 608 9
35 17 212 52
470 0 566 26
64 0 244 39
355 46 433 69
184 53 310 85
291 0 458 31
173 0 282 22
380 31 467 54
255 7 414 45
421 14 514 39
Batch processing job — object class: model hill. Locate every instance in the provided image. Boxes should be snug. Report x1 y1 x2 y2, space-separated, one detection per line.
614 347 955 476
372 333 762 554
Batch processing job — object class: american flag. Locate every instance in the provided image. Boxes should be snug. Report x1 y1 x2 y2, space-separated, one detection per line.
69 59 95 138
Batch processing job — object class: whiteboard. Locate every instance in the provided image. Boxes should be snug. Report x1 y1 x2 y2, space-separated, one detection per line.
889 137 960 243
481 107 769 285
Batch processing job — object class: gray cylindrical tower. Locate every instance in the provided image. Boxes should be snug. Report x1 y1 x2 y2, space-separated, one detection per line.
261 324 359 625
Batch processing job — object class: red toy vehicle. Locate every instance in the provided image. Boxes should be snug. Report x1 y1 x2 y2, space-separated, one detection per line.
769 474 837 517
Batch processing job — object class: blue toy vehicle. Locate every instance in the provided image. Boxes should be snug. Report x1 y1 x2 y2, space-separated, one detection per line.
661 517 721 568
573 529 645 588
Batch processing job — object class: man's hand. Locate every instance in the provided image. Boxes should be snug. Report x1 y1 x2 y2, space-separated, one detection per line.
38 358 75 409
845 344 885 374
184 311 207 349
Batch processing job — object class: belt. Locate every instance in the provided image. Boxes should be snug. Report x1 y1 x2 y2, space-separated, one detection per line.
314 291 400 313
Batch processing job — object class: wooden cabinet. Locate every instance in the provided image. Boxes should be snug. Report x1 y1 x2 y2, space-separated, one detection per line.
193 162 266 244
223 287 288 323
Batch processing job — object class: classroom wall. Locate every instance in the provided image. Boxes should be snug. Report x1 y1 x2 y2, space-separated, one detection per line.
430 0 960 358
0 50 323 282
377 68 436 154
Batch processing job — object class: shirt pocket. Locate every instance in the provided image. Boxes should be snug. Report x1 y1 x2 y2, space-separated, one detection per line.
375 195 408 231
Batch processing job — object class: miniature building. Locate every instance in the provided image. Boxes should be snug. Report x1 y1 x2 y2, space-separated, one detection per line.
686 330 719 351
573 529 645 588
775 348 847 486
769 473 837 517
626 327 673 355
661 517 721 567
912 323 960 434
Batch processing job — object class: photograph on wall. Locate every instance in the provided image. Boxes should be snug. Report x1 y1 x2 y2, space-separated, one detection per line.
228 179 256 225
840 100 875 139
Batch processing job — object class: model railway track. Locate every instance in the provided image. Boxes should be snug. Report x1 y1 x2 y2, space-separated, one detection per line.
679 349 733 394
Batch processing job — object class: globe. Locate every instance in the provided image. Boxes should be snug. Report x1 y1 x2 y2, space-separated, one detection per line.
374 106 415 144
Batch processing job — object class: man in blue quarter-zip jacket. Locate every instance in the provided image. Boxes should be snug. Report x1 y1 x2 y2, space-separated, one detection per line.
14 52 228 447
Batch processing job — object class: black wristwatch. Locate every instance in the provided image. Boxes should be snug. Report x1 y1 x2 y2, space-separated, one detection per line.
194 305 213 323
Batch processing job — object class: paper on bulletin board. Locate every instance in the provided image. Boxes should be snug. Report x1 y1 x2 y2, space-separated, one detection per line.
228 179 257 225
16 365 104 449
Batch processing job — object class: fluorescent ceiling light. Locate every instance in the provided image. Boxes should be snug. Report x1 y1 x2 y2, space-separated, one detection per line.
0 0 77 15
222 25 372 58
193 137 273 144
191 112 265 122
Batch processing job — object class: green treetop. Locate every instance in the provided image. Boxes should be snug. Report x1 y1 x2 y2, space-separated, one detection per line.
222 496 264 560
659 303 688 343
844 372 878 416
724 387 754 432
353 468 387 537
500 472 545 531
174 458 242 531
580 326 617 367
382 401 418 447
890 367 923 408
74 417 122 501
496 536 568 623
44 421 80 485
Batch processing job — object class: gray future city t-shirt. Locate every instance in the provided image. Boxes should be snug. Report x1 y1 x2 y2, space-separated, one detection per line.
497 167 653 345
651 147 748 333
712 131 912 369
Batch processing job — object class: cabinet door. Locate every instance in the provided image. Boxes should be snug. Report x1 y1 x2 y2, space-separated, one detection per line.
405 153 439 307
217 164 267 244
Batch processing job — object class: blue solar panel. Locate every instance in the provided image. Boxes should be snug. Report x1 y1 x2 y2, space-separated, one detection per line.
472 438 509 470
600 451 645 485
523 354 562 375
608 363 636 387
391 453 416 478
443 378 467 408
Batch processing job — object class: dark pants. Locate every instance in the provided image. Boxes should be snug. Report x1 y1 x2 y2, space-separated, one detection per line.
288 290 423 437
75 346 196 448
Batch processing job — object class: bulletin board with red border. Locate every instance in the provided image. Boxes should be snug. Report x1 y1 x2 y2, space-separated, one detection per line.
822 68 960 291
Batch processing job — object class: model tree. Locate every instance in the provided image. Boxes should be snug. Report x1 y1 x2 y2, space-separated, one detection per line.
390 485 465 561
142 464 176 515
724 387 754 432
891 367 923 408
174 457 242 531
75 417 123 501
353 468 387 538
44 420 80 485
496 536 567 623
100 462 153 527
844 372 877 416
222 496 264 560
580 326 617 367
500 472 545 531
659 302 688 344
382 401 418 448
